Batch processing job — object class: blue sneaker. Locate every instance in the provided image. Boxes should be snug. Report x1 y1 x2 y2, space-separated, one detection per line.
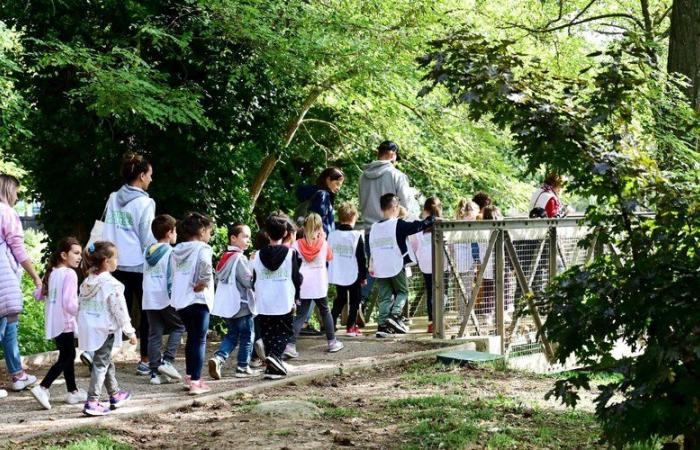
109 390 131 409
136 362 150 376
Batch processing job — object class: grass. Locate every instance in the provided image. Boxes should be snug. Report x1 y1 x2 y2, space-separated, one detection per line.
27 428 133 450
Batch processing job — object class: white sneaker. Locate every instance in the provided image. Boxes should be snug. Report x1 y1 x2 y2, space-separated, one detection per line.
234 366 261 378
0 389 7 399
282 344 298 359
65 388 87 404
11 372 37 391
158 360 182 380
328 339 344 353
150 374 162 385
208 356 224 380
30 386 51 410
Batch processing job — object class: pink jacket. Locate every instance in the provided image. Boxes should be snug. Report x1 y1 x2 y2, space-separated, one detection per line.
0 203 28 319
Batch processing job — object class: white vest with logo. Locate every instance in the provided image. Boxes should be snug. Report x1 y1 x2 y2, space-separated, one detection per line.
369 219 404 278
211 254 244 318
253 251 295 315
77 274 124 352
170 243 214 311
415 231 434 275
293 240 329 299
102 191 154 268
327 230 361 286
142 245 172 311
44 267 77 339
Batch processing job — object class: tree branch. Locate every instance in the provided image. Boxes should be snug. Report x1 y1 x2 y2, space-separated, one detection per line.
505 13 645 34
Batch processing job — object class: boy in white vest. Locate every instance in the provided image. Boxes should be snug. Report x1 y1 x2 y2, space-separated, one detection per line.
208 224 258 379
142 214 184 385
252 215 303 379
329 203 367 336
370 194 435 338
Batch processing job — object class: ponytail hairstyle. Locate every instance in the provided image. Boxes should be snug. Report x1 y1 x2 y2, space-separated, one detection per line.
42 237 81 297
423 196 443 218
303 213 323 242
177 212 213 241
81 241 117 275
120 152 151 183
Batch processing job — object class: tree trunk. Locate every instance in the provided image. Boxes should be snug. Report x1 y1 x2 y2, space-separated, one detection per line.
685 432 699 450
667 0 700 112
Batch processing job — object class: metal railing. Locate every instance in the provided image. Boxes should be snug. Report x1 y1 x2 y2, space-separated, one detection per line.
429 216 597 359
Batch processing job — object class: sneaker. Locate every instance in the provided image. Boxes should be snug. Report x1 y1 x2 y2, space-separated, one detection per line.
11 372 37 391
136 362 150 376
401 315 411 325
65 388 88 404
83 400 110 416
80 352 93 371
208 356 224 380
182 375 192 391
188 379 212 395
346 327 359 337
427 323 434 334
158 360 182 380
109 389 131 409
249 357 264 369
328 339 344 353
253 339 266 360
0 389 7 399
386 316 408 334
30 386 51 410
234 366 261 378
375 324 395 338
283 343 298 359
265 355 287 375
299 325 322 336
150 373 162 385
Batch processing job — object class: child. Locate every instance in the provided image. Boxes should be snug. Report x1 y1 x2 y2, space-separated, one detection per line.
370 194 435 337
170 212 214 395
209 224 258 379
285 213 344 358
451 200 479 324
77 242 136 416
30 237 88 410
142 214 184 385
414 198 444 334
328 203 367 337
252 215 303 379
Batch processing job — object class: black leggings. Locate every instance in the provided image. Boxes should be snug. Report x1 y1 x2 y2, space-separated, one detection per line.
258 313 294 359
331 282 361 328
113 270 149 358
41 332 77 392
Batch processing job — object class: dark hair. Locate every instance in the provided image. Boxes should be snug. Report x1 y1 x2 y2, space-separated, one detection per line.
265 215 289 241
380 193 399 211
286 218 298 241
315 167 344 191
228 223 248 240
423 197 442 218
544 172 564 188
178 212 213 241
255 230 270 250
81 241 116 275
42 237 81 296
151 214 176 240
482 206 500 220
121 152 151 183
377 140 399 157
472 192 492 210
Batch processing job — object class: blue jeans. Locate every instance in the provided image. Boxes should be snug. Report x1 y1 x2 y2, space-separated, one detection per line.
214 314 254 368
177 303 210 381
0 318 22 375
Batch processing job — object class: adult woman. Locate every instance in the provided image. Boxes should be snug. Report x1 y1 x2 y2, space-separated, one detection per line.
529 173 565 218
0 174 41 396
296 167 344 237
101 153 155 375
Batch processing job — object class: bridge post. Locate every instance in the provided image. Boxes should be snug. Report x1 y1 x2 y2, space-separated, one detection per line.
432 227 446 339
495 229 505 354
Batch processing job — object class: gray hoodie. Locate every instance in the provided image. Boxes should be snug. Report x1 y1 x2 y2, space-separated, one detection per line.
359 160 414 227
114 184 156 272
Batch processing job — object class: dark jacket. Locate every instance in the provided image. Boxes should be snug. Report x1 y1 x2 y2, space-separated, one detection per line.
297 184 335 236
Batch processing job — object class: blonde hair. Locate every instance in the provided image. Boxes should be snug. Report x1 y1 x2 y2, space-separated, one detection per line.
337 202 358 223
456 198 479 220
0 174 19 206
398 205 408 219
303 213 323 241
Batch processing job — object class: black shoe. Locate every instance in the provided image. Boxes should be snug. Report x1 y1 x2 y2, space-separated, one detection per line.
300 325 323 336
375 325 395 338
264 356 287 380
386 316 408 334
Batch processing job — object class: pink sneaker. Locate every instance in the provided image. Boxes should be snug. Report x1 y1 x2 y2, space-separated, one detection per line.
83 400 110 416
109 389 131 409
188 379 211 395
182 375 192 391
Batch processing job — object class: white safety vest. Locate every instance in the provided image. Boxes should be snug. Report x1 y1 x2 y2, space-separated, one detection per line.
102 191 155 268
211 254 244 318
44 267 77 339
293 240 329 299
77 274 124 352
170 243 214 311
478 243 495 279
253 251 295 315
327 230 361 286
415 231 434 275
452 242 477 273
369 219 405 278
142 245 172 311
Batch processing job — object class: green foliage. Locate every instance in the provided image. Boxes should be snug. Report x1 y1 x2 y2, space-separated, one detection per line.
420 24 700 448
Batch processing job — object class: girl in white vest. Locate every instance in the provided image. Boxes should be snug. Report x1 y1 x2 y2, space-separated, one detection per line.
328 203 367 337
100 153 155 376
30 238 88 410
170 212 214 395
77 242 137 416
284 213 344 358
